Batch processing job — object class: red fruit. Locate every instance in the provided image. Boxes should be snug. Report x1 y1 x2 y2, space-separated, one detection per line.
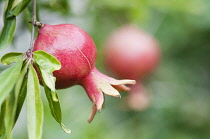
33 24 135 122
104 24 160 110
104 24 160 80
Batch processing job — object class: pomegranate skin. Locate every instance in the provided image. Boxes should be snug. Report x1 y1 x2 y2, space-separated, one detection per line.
33 24 96 89
104 24 160 80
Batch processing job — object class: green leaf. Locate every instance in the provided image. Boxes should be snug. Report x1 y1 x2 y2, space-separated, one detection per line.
4 92 17 139
1 0 16 51
14 62 28 123
14 74 27 123
0 61 23 106
3 0 15 19
43 86 61 123
0 61 28 139
4 0 32 18
11 0 32 16
0 18 16 51
26 64 43 139
0 0 31 51
40 68 56 92
11 0 23 9
43 85 71 134
0 102 6 138
33 58 70 133
0 52 24 65
33 50 61 73
40 0 70 15
24 7 32 32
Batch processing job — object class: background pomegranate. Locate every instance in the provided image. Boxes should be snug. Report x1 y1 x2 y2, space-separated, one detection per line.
104 24 160 110
33 24 135 122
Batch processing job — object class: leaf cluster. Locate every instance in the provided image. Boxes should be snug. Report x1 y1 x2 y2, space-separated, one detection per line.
0 50 70 139
0 0 32 51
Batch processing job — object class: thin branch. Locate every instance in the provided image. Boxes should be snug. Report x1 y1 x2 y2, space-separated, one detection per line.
29 0 36 57
28 0 43 58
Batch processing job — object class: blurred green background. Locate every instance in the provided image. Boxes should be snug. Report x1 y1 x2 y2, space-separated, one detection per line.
0 0 210 139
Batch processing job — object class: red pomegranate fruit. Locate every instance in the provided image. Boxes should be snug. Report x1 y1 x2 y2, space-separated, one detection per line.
33 24 135 122
104 24 160 110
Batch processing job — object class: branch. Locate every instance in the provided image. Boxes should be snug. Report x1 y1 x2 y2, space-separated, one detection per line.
28 0 43 58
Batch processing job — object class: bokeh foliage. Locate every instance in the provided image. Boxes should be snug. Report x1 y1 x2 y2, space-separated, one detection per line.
0 0 210 139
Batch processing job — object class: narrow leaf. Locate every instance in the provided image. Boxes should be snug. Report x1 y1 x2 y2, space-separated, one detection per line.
0 52 24 65
3 61 28 138
24 7 32 32
43 84 71 133
33 50 61 73
43 86 61 122
40 68 56 92
0 0 31 51
0 102 6 138
11 0 23 9
34 61 70 133
0 18 16 51
11 0 31 16
14 62 28 123
27 65 43 139
35 63 58 101
4 93 16 139
0 61 23 106
3 0 15 20
14 74 27 123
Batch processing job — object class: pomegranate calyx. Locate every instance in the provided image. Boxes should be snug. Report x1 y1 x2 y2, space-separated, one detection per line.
93 72 136 98
81 68 136 123
88 104 97 123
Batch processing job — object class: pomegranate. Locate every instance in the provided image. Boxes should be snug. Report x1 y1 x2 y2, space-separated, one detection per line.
33 24 135 122
104 24 160 110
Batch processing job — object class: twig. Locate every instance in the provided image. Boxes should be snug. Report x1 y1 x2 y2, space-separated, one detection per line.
28 0 36 58
28 0 43 58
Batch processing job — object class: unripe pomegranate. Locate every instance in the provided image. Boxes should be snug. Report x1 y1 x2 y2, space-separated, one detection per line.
33 24 135 122
104 24 160 110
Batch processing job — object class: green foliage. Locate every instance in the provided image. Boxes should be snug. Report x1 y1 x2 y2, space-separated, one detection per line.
33 50 61 73
0 0 31 51
34 51 71 134
11 0 32 16
26 64 43 139
0 51 70 138
39 0 70 15
0 61 27 139
40 69 56 92
0 61 23 106
0 18 16 51
0 52 24 65
14 66 28 123
42 84 71 134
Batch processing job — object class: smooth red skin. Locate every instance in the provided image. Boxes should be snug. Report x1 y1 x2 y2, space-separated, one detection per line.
104 25 160 79
33 24 96 89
